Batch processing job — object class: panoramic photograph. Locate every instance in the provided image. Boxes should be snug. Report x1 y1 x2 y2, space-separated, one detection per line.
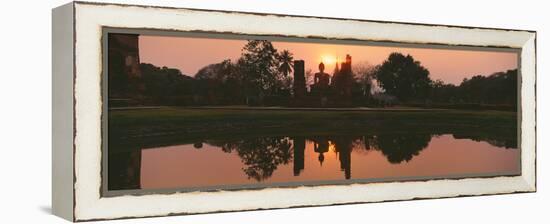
106 32 520 192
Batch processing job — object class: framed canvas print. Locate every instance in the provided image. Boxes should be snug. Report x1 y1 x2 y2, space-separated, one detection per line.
52 1 536 222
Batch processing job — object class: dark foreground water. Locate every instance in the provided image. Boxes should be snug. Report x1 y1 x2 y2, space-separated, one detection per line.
108 133 519 192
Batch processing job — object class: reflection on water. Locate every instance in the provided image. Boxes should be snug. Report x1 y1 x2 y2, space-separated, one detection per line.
108 133 519 191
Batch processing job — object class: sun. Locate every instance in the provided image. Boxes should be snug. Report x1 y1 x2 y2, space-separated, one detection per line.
321 54 337 65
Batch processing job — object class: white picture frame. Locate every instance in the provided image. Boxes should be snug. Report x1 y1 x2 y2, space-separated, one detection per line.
52 1 536 221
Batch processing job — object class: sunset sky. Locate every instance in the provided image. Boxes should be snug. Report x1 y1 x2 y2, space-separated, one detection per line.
139 35 518 85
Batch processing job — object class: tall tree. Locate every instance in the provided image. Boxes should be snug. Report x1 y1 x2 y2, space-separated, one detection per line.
353 61 377 97
277 50 294 77
305 69 314 87
239 40 280 96
375 53 432 101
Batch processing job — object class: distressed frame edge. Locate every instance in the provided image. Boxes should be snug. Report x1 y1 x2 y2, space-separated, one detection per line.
52 2 76 222
75 0 536 33
100 27 524 198
519 32 537 192
69 2 537 222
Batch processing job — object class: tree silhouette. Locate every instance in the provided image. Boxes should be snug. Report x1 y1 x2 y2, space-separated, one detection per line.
239 40 280 96
375 53 432 102
140 63 194 104
194 59 245 104
277 50 294 77
458 69 517 106
305 69 315 87
195 59 234 81
429 79 459 103
353 61 377 97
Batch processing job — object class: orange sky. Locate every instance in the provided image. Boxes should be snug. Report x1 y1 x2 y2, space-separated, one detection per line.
139 35 518 85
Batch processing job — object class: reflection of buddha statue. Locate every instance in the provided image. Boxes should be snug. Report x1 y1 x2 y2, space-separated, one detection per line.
314 139 329 166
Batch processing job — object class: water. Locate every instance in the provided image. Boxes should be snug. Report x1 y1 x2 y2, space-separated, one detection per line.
108 133 519 192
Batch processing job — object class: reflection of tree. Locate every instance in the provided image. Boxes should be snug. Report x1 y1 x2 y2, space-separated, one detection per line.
452 134 517 149
371 134 431 164
216 137 292 181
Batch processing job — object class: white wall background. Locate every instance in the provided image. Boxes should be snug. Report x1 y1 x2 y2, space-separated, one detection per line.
0 0 547 223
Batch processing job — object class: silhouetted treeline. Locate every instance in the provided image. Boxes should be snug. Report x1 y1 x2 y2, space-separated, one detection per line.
428 69 517 109
140 63 195 104
374 52 517 110
110 40 295 106
109 38 518 110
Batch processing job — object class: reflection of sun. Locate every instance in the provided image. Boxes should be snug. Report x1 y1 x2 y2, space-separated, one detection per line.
328 141 336 153
321 54 336 65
